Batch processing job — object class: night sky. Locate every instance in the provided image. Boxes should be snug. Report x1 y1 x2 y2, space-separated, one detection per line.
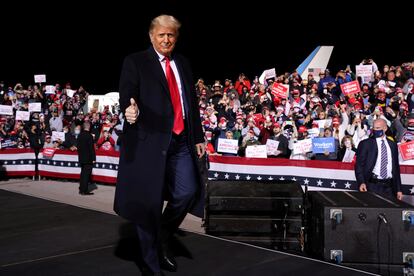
1 1 412 94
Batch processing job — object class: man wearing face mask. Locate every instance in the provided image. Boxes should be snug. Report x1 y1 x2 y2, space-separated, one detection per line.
355 118 402 200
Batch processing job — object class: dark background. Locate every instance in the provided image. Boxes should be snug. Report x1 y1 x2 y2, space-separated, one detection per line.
1 1 412 94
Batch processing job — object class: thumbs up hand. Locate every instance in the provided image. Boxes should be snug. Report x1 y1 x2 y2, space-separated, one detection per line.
126 98 139 124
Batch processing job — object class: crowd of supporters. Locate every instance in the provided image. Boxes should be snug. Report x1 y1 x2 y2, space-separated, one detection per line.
1 59 414 162
0 82 123 153
196 60 414 161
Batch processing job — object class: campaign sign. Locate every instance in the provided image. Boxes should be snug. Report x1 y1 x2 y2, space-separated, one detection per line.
28 102 42 113
245 145 267 158
0 104 13 115
312 137 335 154
266 139 279 155
217 138 239 154
271 83 289 99
34 74 46 83
52 131 65 142
293 138 312 155
342 149 356 162
259 68 276 84
16 111 30 121
42 148 57 158
340 80 361 96
45 85 56 94
399 140 414 161
355 65 373 84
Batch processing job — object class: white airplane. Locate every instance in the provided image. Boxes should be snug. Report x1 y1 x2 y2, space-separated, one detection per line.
259 46 334 83
296 46 334 82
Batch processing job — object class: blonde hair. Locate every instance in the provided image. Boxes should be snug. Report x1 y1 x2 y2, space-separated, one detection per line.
149 15 181 34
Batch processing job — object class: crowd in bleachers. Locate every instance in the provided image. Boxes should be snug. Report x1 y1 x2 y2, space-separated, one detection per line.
0 82 123 152
1 59 414 162
197 60 414 161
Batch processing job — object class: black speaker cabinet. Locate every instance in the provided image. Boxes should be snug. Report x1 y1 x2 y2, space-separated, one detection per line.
205 180 304 251
207 180 303 215
307 191 414 266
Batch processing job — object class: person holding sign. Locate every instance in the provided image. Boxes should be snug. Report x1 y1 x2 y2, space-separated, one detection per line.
114 15 205 275
338 135 356 162
267 122 289 158
312 127 339 161
355 119 402 200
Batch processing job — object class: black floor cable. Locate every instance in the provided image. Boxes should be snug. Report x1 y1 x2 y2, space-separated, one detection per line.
377 218 382 275
377 213 392 276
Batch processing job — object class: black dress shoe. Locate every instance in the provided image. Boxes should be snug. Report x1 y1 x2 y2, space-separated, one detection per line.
79 191 94 195
159 244 177 272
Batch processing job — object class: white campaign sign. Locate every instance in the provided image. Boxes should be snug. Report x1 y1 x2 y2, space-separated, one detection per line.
34 74 46 83
259 68 276 84
0 104 13 115
217 138 239 154
28 102 42 113
355 65 373 84
52 131 65 142
266 139 279 155
293 138 313 155
66 89 76 98
45 85 56 94
16 111 30 121
342 149 356 163
246 145 267 158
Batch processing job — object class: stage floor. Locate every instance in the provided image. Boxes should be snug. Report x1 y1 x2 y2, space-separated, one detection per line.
0 189 376 275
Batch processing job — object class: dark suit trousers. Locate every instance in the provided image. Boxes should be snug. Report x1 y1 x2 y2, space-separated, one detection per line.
135 131 198 273
79 164 93 193
367 181 394 199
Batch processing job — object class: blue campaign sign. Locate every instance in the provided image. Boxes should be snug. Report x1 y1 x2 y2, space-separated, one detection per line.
312 137 335 154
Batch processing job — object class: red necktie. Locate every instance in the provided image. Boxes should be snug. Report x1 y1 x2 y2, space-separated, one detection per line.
165 57 184 134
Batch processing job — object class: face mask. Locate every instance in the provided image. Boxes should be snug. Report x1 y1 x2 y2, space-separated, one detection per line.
75 129 81 135
221 122 227 129
373 129 384 138
344 140 352 148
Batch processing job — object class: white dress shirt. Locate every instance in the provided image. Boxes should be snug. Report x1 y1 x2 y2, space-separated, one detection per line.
154 50 186 119
372 136 392 179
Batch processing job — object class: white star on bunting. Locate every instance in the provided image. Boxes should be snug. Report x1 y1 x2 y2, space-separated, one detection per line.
330 181 337 188
214 172 219 178
257 176 262 180
304 179 310 185
224 173 229 179
317 180 323 186
235 175 240 180
345 182 351 189
246 175 251 180
268 176 273 180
